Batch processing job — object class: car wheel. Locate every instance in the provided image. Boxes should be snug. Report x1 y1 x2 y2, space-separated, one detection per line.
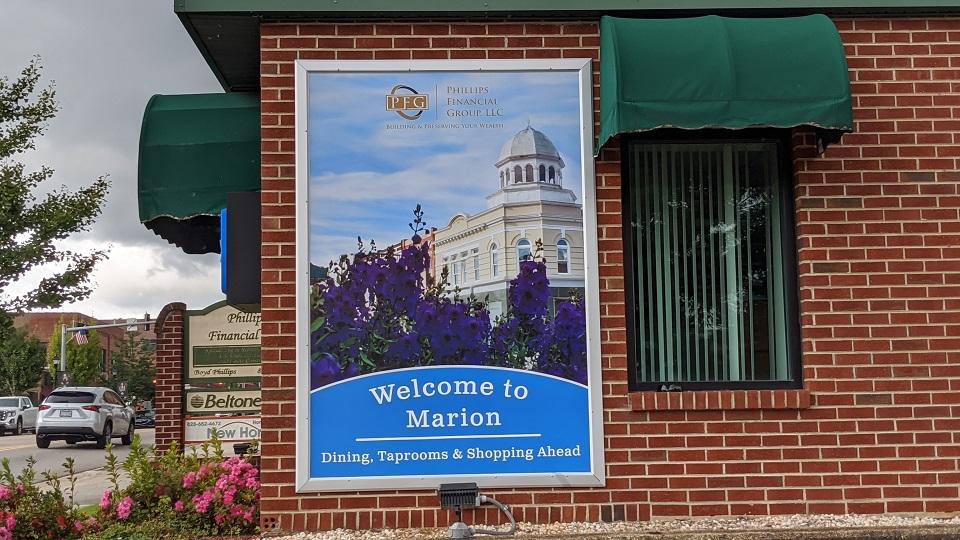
36 436 49 449
121 422 134 445
14 419 22 436
95 421 112 449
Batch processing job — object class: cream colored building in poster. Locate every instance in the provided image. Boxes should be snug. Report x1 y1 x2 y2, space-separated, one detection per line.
432 125 585 318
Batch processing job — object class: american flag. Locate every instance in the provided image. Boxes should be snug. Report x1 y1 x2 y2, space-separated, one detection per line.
75 328 88 345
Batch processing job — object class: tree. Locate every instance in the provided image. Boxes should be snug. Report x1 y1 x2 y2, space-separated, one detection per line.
46 318 101 386
0 313 45 395
110 331 155 402
0 56 110 312
67 329 101 386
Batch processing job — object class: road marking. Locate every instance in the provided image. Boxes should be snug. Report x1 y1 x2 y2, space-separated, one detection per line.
0 444 36 453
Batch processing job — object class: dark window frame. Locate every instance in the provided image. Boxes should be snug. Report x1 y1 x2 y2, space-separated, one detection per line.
621 129 803 391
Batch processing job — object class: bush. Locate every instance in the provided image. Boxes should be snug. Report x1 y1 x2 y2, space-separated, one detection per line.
99 435 260 537
80 519 198 540
0 435 259 539
0 457 93 540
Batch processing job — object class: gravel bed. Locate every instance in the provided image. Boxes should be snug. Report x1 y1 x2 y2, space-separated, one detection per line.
268 514 960 539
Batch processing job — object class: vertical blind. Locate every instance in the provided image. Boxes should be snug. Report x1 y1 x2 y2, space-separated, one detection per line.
630 142 790 384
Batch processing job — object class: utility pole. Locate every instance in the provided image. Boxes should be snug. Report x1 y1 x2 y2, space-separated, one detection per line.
58 314 152 385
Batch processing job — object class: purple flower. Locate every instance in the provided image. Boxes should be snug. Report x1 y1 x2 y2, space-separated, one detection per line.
311 353 341 389
509 260 550 319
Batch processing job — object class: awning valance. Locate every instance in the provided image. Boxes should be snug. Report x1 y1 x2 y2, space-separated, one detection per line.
138 92 260 254
598 14 853 154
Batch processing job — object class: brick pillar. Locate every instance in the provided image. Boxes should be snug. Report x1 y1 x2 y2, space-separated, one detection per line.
154 302 186 452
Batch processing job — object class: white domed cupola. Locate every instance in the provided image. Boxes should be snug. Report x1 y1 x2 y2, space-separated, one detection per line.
495 125 565 189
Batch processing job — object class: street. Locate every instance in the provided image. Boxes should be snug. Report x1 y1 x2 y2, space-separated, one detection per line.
0 428 155 506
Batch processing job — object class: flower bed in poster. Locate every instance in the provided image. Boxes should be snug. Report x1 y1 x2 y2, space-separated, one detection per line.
309 208 587 390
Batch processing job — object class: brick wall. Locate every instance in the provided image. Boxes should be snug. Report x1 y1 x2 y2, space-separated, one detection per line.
259 18 960 532
154 302 185 452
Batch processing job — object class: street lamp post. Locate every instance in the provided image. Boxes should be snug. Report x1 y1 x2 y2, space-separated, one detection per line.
58 314 152 385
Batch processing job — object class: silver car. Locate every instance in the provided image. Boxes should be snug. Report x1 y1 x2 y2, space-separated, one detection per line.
0 396 37 435
36 387 135 449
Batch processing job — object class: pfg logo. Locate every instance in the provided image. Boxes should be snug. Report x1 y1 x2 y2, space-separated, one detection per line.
385 85 429 120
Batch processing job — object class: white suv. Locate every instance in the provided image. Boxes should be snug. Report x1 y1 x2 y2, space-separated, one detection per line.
36 387 134 449
0 396 37 435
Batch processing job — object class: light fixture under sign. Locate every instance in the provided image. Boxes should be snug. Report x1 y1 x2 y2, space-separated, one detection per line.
438 482 516 539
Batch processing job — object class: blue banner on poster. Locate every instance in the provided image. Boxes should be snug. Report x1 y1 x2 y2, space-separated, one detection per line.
310 366 590 478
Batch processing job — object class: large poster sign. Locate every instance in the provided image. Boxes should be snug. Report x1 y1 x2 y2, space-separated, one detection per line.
186 302 261 382
295 60 602 491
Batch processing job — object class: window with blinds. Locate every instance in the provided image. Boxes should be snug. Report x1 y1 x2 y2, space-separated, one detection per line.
625 139 800 389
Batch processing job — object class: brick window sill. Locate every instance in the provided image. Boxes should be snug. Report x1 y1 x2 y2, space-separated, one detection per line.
629 389 811 411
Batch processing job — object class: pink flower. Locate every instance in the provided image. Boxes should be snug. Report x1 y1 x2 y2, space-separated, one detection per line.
116 496 134 521
0 526 11 540
243 510 254 523
14 484 23 494
193 491 214 513
182 472 196 489
174 500 185 512
0 486 10 501
100 490 112 512
74 520 84 533
223 487 236 506
215 476 229 491
3 515 13 530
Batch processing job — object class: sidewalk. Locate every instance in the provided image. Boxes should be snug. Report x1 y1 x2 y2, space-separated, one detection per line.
527 527 960 539
267 515 960 540
40 467 130 507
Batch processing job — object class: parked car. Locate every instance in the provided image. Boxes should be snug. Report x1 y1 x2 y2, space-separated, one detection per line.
36 387 135 449
134 409 155 428
0 396 37 435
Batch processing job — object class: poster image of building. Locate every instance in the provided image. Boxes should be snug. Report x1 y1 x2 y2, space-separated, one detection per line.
296 59 603 491
431 123 585 322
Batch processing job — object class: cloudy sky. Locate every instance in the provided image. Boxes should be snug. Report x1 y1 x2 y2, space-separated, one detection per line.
308 70 585 267
0 1 225 319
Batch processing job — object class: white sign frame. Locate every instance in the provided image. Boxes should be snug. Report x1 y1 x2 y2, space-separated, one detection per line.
294 59 604 492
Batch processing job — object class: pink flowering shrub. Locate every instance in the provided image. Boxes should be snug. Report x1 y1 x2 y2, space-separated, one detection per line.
0 457 88 540
99 434 260 536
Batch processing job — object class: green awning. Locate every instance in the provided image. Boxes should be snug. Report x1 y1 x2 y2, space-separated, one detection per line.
138 92 260 254
598 14 853 154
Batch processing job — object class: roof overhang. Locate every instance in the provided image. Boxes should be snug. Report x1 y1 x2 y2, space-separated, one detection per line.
175 0 960 92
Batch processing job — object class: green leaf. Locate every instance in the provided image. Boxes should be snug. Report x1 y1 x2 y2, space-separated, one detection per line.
358 350 376 368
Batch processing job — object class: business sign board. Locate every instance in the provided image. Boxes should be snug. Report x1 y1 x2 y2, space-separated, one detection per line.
185 389 261 414
186 302 261 382
295 59 603 491
185 416 262 443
